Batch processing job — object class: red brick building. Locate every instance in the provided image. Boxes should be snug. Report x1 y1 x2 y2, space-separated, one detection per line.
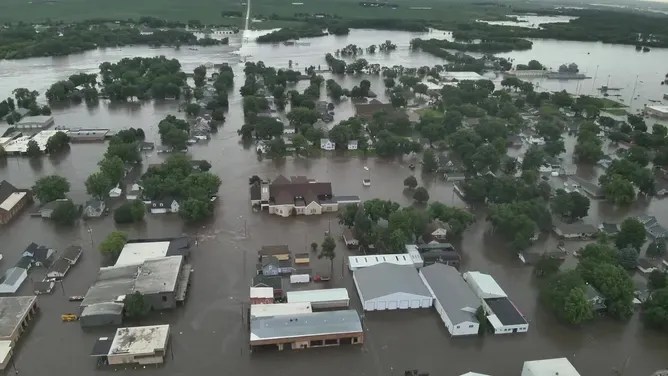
0 181 31 225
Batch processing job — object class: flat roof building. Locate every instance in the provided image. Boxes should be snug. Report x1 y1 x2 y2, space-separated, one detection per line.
354 263 432 311
419 264 481 336
250 302 312 319
80 302 124 328
113 237 191 267
14 115 54 130
250 287 274 305
91 325 170 366
521 357 580 376
0 296 38 370
348 253 420 271
463 271 507 299
250 310 363 351
484 297 529 335
287 288 349 310
3 130 65 154
646 105 668 119
443 71 484 81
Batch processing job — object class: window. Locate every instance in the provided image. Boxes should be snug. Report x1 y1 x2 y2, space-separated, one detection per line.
469 325 474 328
456 325 460 329
162 296 168 302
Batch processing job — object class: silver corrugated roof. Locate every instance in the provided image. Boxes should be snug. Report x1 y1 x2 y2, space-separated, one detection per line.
353 263 431 300
250 310 361 342
420 263 480 325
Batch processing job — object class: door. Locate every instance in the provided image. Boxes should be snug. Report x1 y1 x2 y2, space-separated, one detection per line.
387 301 398 310
399 300 409 309
365 301 375 311
410 300 420 308
376 301 387 310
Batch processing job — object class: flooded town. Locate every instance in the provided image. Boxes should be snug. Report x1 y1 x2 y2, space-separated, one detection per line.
2 11 668 376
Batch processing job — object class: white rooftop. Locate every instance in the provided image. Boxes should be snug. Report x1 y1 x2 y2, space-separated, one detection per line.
3 130 67 153
647 105 668 113
0 192 26 211
287 288 349 304
250 302 312 318
464 271 507 298
114 241 171 267
443 71 484 81
522 358 580 376
0 341 11 364
250 287 273 299
109 325 170 356
460 373 491 376
349 254 415 270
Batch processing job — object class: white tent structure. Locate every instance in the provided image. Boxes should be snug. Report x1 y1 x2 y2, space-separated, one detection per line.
353 263 432 311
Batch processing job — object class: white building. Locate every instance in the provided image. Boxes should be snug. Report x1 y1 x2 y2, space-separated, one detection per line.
249 302 312 319
646 105 668 119
320 138 335 150
462 271 507 299
91 325 170 366
347 140 358 150
443 72 484 81
353 263 432 311
420 264 480 336
521 358 580 376
287 288 349 309
150 198 179 214
527 136 545 146
463 271 528 334
348 253 421 271
3 130 67 154
114 241 172 267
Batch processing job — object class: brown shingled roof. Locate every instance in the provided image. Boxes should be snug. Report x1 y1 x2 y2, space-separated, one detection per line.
354 100 394 120
269 178 332 206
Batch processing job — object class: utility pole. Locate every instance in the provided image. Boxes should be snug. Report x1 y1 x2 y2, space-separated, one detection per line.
59 279 65 296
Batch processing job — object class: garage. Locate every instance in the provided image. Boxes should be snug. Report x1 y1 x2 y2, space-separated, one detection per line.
353 263 433 312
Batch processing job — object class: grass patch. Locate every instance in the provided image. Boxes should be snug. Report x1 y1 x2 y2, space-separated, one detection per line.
598 97 627 109
416 108 444 119
602 108 628 116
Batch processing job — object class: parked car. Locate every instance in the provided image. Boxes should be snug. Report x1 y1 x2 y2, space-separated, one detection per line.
61 314 78 322
313 275 330 282
69 296 84 302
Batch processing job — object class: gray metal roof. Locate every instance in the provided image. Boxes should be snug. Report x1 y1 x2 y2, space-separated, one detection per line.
81 302 124 317
250 310 362 342
420 263 480 325
0 296 37 338
81 264 138 307
353 263 431 300
0 267 28 294
134 256 183 294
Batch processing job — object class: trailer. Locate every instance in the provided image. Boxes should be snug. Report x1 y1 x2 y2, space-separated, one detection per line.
290 274 310 284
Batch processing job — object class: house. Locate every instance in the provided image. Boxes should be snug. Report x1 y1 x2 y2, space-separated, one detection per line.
348 253 421 271
463 271 528 334
655 178 668 197
419 264 481 336
90 325 170 366
252 274 284 298
347 140 358 150
527 136 545 146
598 222 620 235
521 358 581 376
257 256 293 276
109 185 122 198
23 242 55 267
320 138 335 150
46 258 72 280
636 215 668 239
445 172 467 181
0 181 32 225
140 142 155 151
83 199 106 218
518 249 567 265
0 268 28 294
150 198 179 214
568 176 605 199
353 263 433 311
258 245 291 261
585 284 606 312
637 258 657 273
254 175 360 217
354 99 394 121
294 253 310 264
36 199 68 218
250 287 274 305
422 221 450 244
420 249 461 268
342 228 359 249
126 184 143 201
507 134 523 147
552 221 598 239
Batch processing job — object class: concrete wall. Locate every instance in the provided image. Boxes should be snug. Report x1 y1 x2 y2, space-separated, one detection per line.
145 292 177 311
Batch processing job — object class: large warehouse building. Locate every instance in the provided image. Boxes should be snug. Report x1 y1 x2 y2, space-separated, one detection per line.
419 264 481 336
353 263 432 311
249 310 363 352
521 358 581 376
463 271 529 334
286 288 349 310
91 325 170 366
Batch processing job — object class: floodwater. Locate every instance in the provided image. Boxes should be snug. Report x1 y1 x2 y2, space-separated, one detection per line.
1 29 668 376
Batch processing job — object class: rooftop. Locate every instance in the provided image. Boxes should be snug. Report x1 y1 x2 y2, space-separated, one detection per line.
522 357 581 376
0 192 26 212
250 310 362 343
108 325 170 356
349 254 416 269
0 296 37 339
16 115 53 125
115 241 171 266
287 288 349 304
81 302 125 318
0 181 19 206
250 302 312 319
133 256 183 294
0 268 28 294
484 297 528 326
420 264 480 325
3 130 64 153
464 271 507 298
354 263 431 300
81 264 138 307
443 71 484 81
250 286 274 299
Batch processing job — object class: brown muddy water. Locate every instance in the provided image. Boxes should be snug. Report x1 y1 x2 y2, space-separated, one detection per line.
1 30 668 376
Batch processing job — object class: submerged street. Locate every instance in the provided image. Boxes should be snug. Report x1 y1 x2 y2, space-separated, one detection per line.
0 29 668 375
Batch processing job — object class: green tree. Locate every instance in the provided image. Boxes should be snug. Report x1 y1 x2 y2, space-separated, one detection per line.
574 139 603 164
404 175 418 189
338 204 359 228
413 186 430 203
266 138 287 159
540 270 594 325
642 287 668 332
602 175 635 205
50 199 78 225
197 160 212 172
291 134 308 156
319 235 336 275
422 149 438 173
627 146 650 167
185 103 201 116
533 255 562 277
124 291 151 321
45 131 70 154
617 247 638 270
178 198 214 222
26 139 41 157
99 231 128 260
562 287 595 324
586 263 635 319
85 172 112 200
105 142 141 164
615 218 646 250
32 175 70 203
648 270 668 291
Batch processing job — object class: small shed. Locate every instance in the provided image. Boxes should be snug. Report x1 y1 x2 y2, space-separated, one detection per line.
250 287 274 305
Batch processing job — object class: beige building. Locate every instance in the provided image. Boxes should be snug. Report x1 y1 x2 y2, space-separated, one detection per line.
91 325 170 366
0 296 39 371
